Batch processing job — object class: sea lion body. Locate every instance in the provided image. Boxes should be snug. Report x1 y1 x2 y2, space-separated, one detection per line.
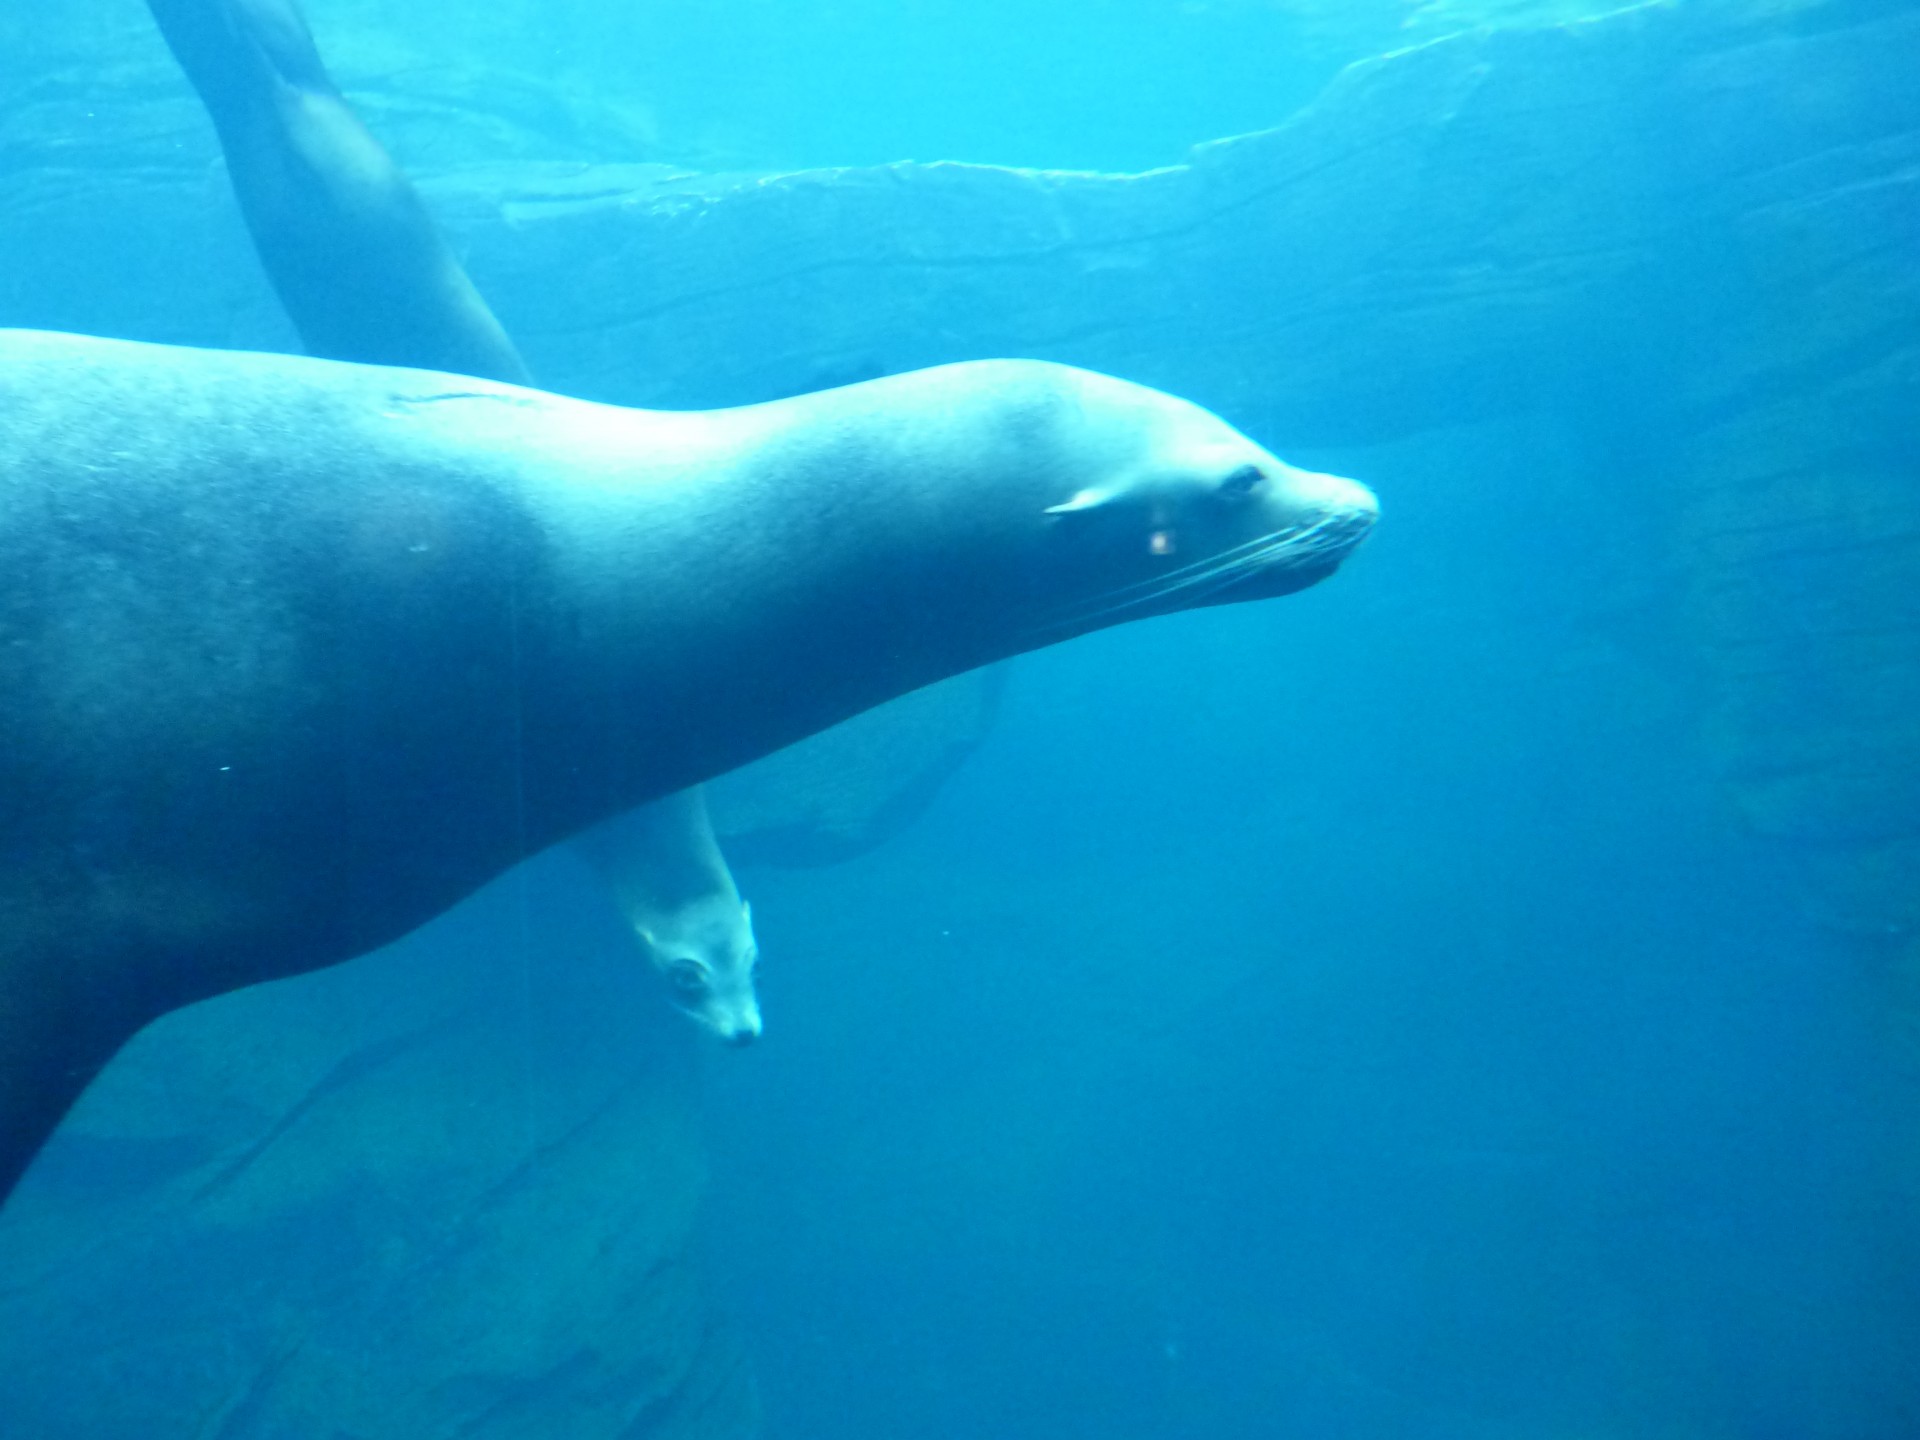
0 328 1375 1194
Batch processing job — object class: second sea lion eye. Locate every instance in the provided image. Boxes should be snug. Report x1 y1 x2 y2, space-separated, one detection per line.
1219 463 1266 498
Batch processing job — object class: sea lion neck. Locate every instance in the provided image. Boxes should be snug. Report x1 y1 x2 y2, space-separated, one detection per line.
501 376 1057 839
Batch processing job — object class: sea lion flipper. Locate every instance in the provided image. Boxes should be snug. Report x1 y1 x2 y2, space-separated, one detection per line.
1044 487 1120 516
146 0 531 384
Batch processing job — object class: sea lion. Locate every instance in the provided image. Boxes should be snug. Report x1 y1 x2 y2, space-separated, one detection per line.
146 0 767 1038
145 0 532 383
575 790 761 1046
0 328 1376 1200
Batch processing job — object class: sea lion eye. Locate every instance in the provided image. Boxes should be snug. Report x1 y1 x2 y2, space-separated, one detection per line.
1219 463 1266 498
668 960 709 997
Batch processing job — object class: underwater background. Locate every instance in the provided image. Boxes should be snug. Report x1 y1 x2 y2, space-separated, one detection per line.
2 1 1918 1436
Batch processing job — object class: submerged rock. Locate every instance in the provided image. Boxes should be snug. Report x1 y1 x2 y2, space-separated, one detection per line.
0 854 758 1437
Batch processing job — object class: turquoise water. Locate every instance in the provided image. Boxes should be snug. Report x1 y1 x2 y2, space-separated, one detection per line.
2 2 1917 1437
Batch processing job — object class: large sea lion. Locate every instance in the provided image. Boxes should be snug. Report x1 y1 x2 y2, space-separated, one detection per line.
0 328 1376 1200
145 0 768 1037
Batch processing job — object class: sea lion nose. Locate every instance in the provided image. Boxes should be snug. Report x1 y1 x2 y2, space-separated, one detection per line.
1305 468 1379 525
723 1023 760 1048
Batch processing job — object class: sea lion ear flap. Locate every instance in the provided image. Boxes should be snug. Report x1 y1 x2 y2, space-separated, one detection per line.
1043 487 1118 518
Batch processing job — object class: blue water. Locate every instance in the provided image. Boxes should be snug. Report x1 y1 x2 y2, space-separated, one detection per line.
700 421 1915 1438
3 1 1918 1437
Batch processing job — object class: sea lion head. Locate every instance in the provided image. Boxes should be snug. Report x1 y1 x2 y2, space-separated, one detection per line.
640 899 762 1047
731 360 1377 703
1020 364 1379 638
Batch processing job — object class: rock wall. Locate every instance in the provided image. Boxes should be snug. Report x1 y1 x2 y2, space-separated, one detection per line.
466 0 1909 964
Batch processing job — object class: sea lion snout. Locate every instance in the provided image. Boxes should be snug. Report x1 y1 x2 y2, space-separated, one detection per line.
1283 464 1379 529
1315 497 1380 548
1183 461 1377 607
1273 463 1380 568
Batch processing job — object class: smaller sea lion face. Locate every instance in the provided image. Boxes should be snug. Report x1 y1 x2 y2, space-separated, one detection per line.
642 900 762 1047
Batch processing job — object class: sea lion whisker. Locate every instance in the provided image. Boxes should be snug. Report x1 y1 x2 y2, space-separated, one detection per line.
1031 525 1320 639
1080 523 1314 606
1041 536 1288 632
1134 521 1327 594
1028 527 1310 635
